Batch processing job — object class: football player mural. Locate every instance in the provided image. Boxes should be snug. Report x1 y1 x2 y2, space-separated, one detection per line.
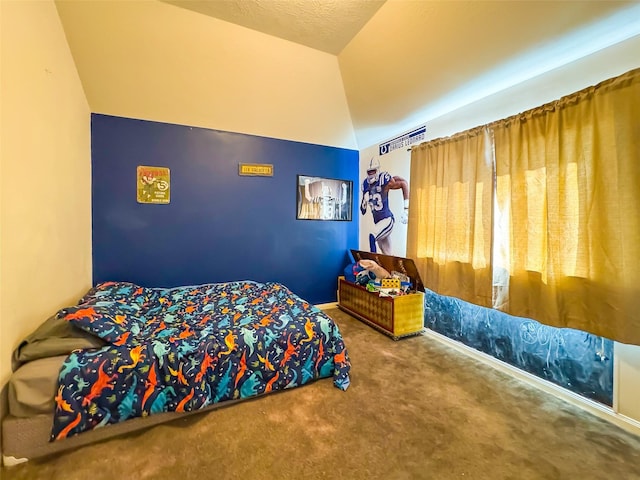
360 157 409 255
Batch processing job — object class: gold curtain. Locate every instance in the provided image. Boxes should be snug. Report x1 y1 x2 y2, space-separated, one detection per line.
492 68 640 344
407 127 493 307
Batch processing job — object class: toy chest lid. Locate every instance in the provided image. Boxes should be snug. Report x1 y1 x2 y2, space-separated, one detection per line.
350 249 425 293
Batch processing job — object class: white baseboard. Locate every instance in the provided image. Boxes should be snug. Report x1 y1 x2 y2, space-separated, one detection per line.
422 328 640 438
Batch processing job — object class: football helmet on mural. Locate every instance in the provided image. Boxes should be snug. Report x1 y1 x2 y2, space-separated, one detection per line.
366 157 380 184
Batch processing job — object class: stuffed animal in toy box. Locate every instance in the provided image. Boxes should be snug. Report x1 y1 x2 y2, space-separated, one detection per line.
343 259 390 286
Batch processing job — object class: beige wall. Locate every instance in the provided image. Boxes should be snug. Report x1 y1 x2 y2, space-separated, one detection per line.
0 0 92 388
55 0 357 150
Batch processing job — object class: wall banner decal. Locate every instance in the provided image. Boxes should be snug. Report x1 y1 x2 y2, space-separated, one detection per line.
137 165 170 204
239 163 274 176
378 125 426 156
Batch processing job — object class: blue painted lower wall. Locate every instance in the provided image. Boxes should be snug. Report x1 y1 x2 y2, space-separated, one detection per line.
91 114 359 304
424 289 613 406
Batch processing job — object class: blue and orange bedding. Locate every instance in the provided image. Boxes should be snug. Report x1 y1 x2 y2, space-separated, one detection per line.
51 280 351 440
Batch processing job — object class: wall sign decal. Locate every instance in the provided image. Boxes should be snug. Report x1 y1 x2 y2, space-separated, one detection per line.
137 165 170 204
239 163 274 176
296 175 352 221
378 125 426 156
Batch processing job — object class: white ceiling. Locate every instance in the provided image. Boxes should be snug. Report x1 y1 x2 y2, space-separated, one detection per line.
339 0 640 145
160 0 387 55
163 0 640 146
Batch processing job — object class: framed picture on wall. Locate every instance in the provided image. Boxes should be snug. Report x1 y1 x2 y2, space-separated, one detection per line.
296 175 353 221
137 165 170 204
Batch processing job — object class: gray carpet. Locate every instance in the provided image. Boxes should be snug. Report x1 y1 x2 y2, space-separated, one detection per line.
3 308 640 480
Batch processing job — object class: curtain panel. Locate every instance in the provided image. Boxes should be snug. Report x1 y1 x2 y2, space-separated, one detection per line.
492 68 640 344
407 127 493 308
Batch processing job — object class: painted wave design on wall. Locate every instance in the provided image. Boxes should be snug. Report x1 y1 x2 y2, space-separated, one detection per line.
424 289 613 406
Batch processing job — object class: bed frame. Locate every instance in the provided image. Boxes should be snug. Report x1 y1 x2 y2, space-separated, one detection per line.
2 398 243 466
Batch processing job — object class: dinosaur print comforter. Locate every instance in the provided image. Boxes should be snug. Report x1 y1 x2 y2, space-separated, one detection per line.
51 280 351 441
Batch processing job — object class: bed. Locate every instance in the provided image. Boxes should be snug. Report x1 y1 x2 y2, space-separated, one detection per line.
2 280 351 465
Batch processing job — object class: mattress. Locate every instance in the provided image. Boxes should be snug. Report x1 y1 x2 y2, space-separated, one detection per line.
8 355 66 417
7 309 106 420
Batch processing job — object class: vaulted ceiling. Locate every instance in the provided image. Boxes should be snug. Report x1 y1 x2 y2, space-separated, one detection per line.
56 0 640 148
160 0 386 55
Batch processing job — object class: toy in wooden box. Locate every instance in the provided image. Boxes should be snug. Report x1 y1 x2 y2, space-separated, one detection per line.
338 250 425 340
380 277 401 289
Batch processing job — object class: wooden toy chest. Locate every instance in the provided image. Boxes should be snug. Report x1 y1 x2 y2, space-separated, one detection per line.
337 250 425 340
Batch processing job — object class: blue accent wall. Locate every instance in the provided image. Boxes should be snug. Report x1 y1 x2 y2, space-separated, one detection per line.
424 289 613 406
91 114 359 304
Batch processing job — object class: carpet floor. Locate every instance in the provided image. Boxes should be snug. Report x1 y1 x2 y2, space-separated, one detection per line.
3 308 640 480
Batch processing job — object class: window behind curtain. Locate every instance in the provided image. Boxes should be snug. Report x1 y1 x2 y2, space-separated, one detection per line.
408 67 640 344
492 68 640 344
407 127 493 308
